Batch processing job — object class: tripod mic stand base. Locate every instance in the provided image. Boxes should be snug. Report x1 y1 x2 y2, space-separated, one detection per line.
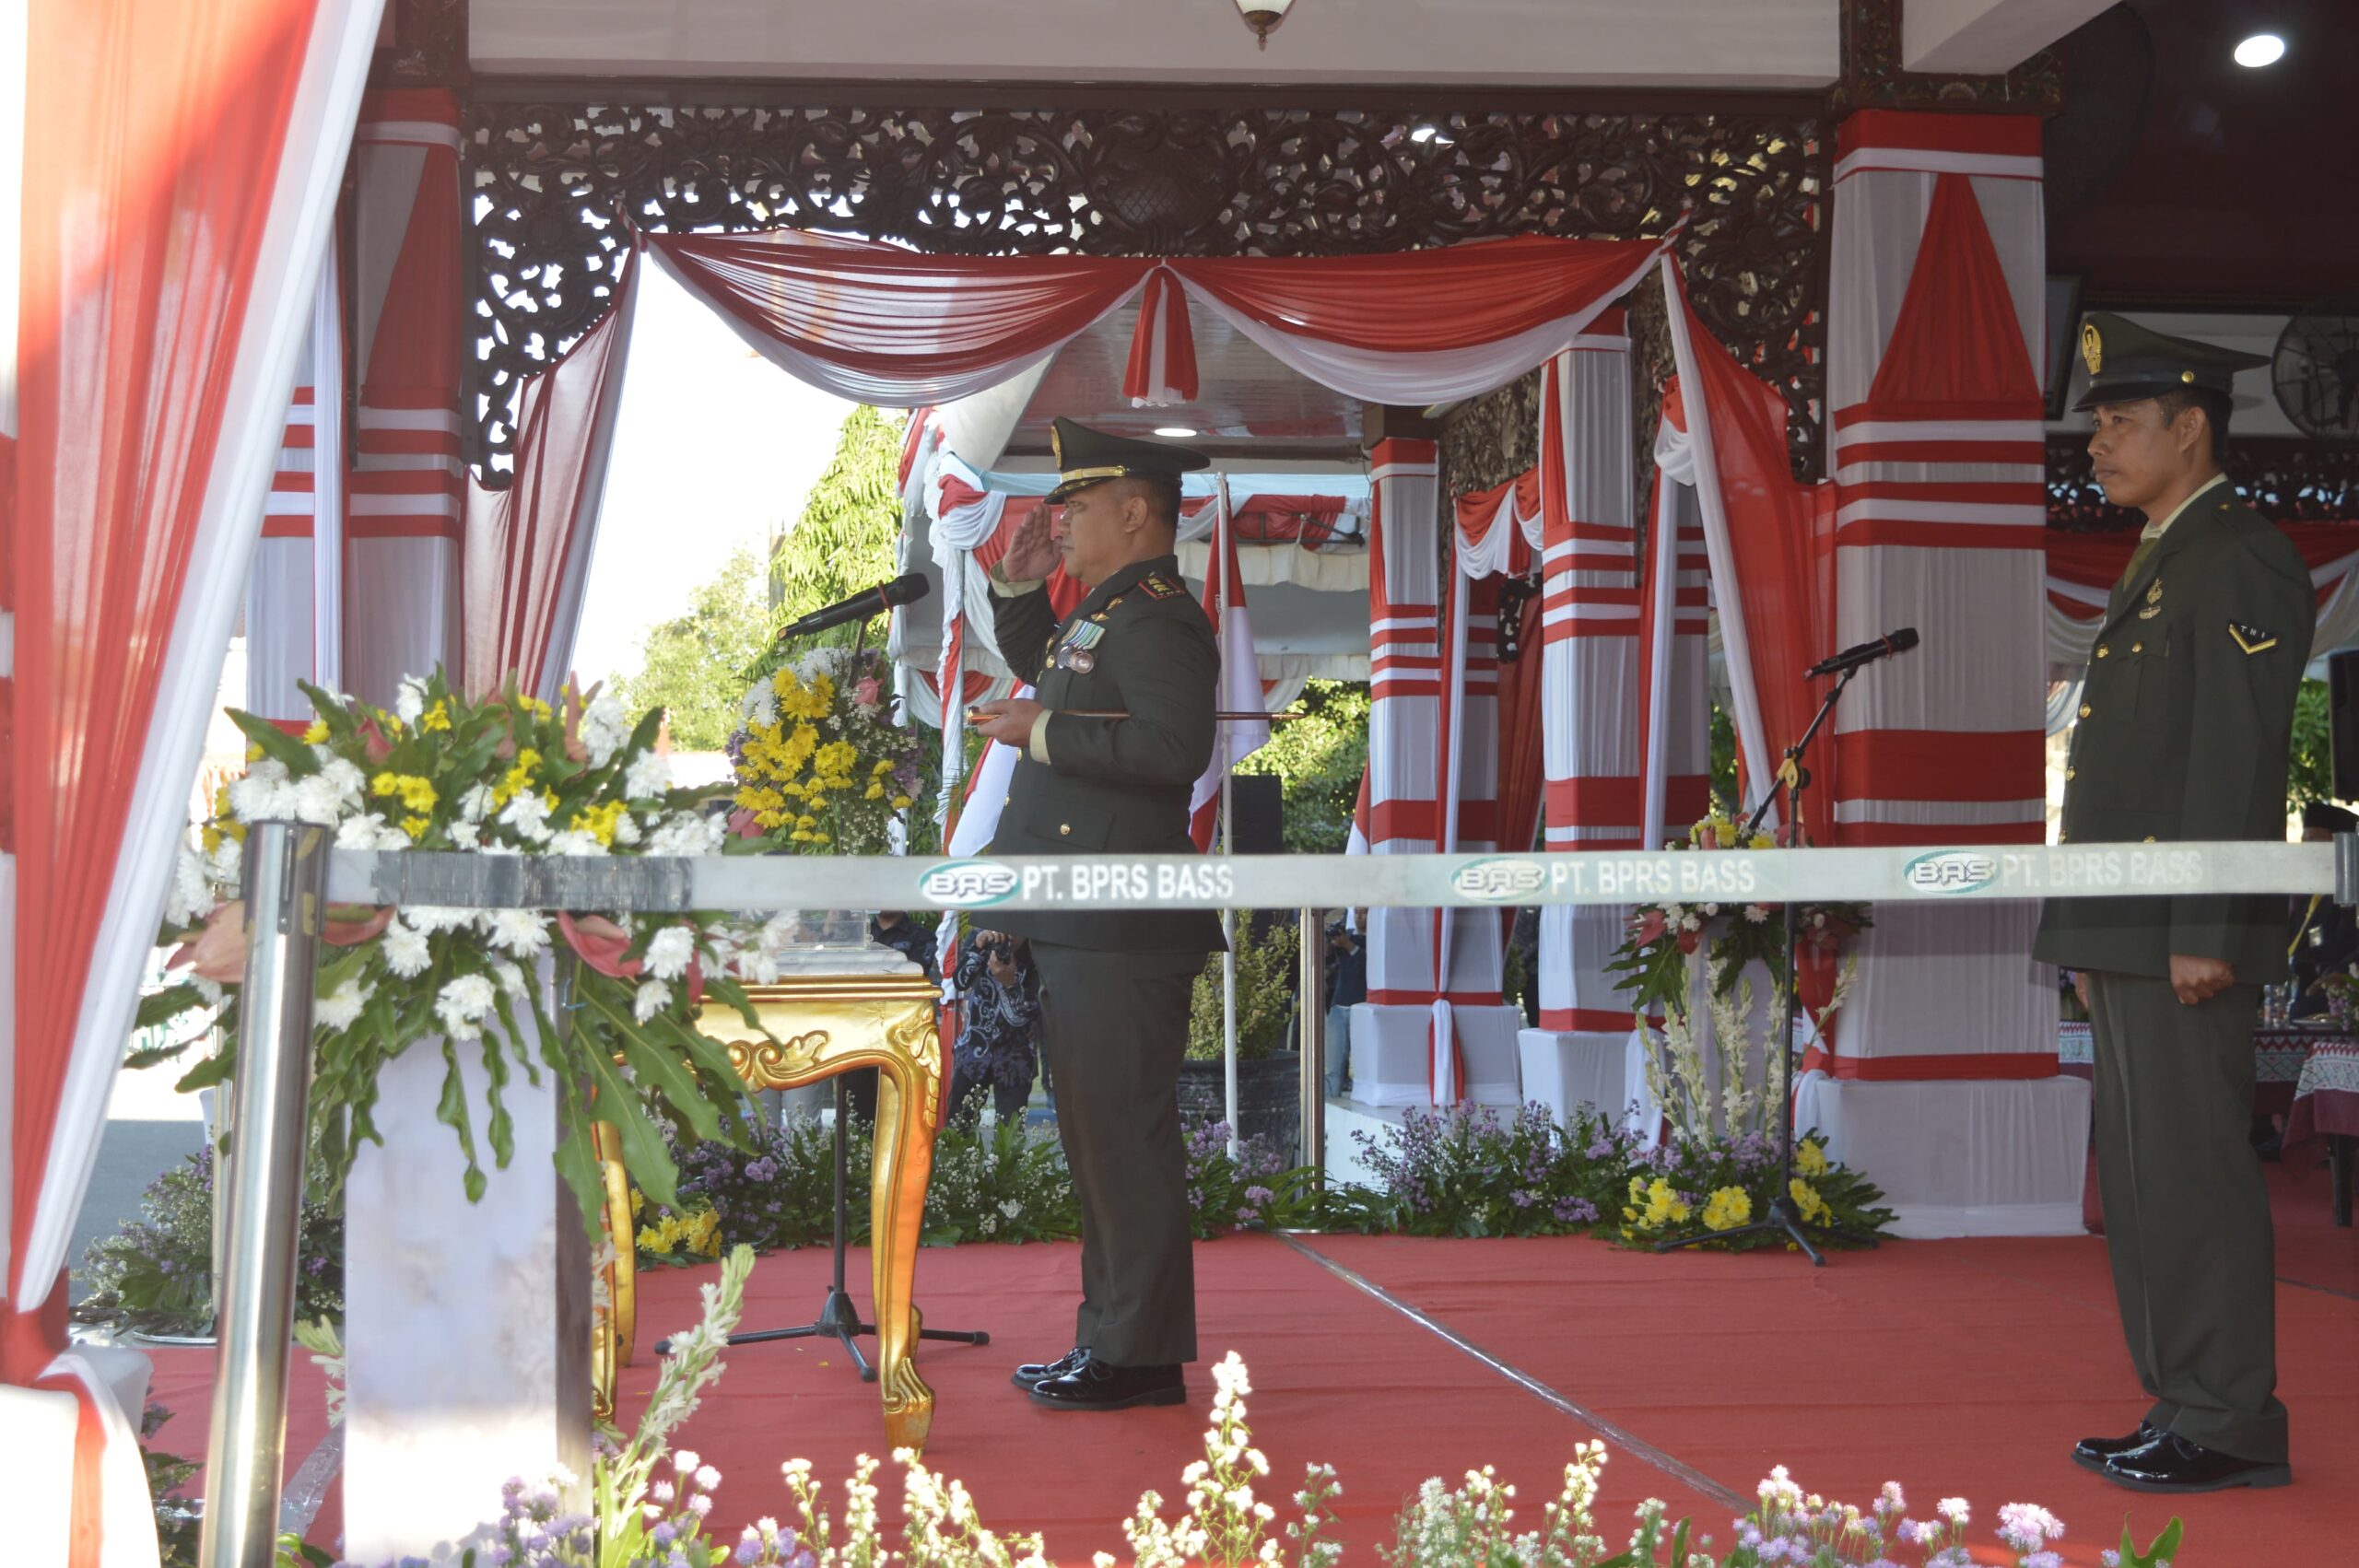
1651 1194 1881 1268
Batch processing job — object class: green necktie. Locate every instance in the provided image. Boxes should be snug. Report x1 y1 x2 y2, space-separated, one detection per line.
2116 531 2161 607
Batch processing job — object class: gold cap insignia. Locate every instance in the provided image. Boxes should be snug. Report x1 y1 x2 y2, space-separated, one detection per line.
2080 322 2103 376
1050 424 1065 465
2181 369 2197 383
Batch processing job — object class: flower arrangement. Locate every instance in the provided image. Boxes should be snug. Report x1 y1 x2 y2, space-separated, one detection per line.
1327 1104 1892 1252
135 671 804 1229
274 1311 2183 1568
730 645 927 856
1186 922 1300 1061
1184 1121 1320 1238
75 1144 342 1338
1606 813 1870 1026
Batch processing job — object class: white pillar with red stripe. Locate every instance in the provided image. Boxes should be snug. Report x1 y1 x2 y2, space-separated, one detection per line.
1802 109 2088 1235
244 248 346 722
344 88 465 706
1514 328 1650 1126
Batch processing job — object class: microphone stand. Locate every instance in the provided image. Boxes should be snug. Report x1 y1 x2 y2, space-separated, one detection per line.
1656 664 1879 1266
665 622 989 1375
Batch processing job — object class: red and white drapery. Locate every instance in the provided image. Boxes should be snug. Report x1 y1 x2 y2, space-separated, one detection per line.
464 258 641 703
245 244 347 721
1636 382 1714 855
648 227 1687 411
344 87 466 706
2047 522 2359 684
1190 486 1272 852
2 2 382 1564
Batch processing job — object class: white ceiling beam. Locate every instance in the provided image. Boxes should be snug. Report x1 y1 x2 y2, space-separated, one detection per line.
1902 0 2114 74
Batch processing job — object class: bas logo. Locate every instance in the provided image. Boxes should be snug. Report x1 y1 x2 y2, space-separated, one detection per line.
917 860 1019 907
1903 850 1998 895
1451 858 1548 902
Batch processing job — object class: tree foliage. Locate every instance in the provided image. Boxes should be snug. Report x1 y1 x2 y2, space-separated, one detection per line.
2288 677 2340 812
769 404 907 649
1236 679 1368 853
613 544 774 751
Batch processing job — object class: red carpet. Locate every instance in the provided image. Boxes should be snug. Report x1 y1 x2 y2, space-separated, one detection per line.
145 1162 2354 1566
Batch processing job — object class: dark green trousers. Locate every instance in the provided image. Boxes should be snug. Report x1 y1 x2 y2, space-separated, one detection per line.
1030 942 1201 1367
2086 972 2286 1462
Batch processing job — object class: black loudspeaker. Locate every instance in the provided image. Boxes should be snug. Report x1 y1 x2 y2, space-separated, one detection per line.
2332 651 2359 802
1228 774 1285 854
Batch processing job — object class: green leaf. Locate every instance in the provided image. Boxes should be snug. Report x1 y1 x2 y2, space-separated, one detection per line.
577 1041 684 1211
434 1036 487 1204
228 708 323 778
577 988 728 1145
173 1050 237 1094
294 681 358 740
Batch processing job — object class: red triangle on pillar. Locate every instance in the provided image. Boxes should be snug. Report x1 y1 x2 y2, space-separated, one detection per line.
1864 172 2042 418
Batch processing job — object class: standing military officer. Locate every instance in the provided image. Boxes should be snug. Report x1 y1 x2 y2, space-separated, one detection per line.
2035 314 2307 1492
968 418 1223 1410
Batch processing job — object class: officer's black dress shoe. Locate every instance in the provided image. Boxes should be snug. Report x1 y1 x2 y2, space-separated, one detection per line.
1027 1358 1185 1410
2071 1421 2159 1472
2100 1431 2292 1493
1011 1346 1088 1390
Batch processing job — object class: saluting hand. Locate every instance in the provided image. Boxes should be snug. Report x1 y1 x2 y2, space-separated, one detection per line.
2169 953 2236 1007
1001 506 1061 582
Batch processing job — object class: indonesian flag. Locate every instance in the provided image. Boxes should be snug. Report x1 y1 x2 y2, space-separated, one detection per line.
947 728 1024 858
1345 766 1371 857
1190 486 1272 850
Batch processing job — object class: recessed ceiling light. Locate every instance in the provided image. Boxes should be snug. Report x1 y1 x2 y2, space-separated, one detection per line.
1153 426 1199 439
2234 32 2285 67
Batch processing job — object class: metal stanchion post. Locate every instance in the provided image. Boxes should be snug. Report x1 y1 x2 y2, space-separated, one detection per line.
200 821 327 1568
1298 907 1323 1187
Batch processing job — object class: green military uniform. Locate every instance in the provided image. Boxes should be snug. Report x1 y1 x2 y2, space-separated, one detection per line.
987 420 1222 1370
2033 315 2309 1467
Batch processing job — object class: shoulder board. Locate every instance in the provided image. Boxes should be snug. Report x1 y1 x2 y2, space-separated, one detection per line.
1138 574 1186 600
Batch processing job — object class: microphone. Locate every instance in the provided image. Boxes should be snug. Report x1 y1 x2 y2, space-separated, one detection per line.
773 571 930 643
1805 626 1919 679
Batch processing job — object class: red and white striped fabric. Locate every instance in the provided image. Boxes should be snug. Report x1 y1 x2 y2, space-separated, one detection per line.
1190 487 1272 852
345 88 466 706
1637 383 1714 854
2047 522 2359 673
244 246 346 722
1823 110 2051 1082
1530 329 1644 1040
1363 439 1444 1020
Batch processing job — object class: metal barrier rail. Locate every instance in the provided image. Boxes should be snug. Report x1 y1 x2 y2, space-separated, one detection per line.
329 838 2355 913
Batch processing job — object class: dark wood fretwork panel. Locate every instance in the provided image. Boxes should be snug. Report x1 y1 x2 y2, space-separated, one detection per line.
375 0 468 88
2047 437 2359 530
1439 371 1543 505
465 97 1826 478
1832 0 2062 115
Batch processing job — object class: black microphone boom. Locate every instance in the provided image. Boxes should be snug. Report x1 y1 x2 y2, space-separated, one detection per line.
774 571 931 643
1805 626 1919 679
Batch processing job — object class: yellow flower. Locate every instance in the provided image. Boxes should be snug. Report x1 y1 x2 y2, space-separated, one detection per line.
1702 1187 1753 1232
370 772 438 814
630 1189 645 1218
1640 1178 1690 1227
492 747 543 807
872 759 895 776
890 795 912 811
420 699 452 732
789 830 813 842
795 814 817 832
400 816 430 839
246 743 264 763
864 782 886 801
569 799 628 847
302 720 329 744
1789 1177 1832 1225
636 1224 664 1253
1795 1138 1828 1177
1749 834 1775 850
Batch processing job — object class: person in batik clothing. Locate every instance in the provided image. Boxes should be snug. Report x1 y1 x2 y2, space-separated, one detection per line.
948 930 1042 1127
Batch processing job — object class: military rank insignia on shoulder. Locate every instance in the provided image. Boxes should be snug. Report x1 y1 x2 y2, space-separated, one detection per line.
1139 574 1186 600
2227 621 2278 656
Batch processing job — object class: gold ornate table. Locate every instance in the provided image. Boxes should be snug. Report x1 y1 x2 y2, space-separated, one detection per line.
593 970 947 1454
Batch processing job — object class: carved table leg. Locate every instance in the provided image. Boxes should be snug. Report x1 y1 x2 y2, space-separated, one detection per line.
870 999 941 1455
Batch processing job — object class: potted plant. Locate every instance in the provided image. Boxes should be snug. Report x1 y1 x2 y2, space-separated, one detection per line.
1178 919 1303 1163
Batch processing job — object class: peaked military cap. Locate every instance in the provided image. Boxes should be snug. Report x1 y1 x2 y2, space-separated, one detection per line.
2072 311 2270 412
1046 416 1211 504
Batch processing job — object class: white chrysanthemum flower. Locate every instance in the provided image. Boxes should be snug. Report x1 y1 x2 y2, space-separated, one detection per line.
434 973 499 1041
318 756 367 809
622 749 673 800
382 918 433 978
227 758 299 822
581 687 631 767
407 906 477 934
644 926 696 982
394 676 429 725
742 683 778 728
499 790 555 842
458 783 496 823
490 958 533 1001
164 848 213 925
613 812 641 847
205 834 242 885
546 827 607 857
291 771 352 826
448 819 481 850
194 977 226 1006
488 908 551 959
633 977 673 1023
647 811 722 856
334 812 411 851
314 977 373 1031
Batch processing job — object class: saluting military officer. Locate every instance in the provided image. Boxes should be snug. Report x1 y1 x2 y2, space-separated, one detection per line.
968 418 1223 1411
2034 314 2308 1493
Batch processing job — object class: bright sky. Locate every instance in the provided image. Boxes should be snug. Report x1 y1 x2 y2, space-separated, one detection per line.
569 259 854 688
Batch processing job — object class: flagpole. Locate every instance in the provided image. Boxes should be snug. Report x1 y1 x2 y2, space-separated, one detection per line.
1218 477 1240 1158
